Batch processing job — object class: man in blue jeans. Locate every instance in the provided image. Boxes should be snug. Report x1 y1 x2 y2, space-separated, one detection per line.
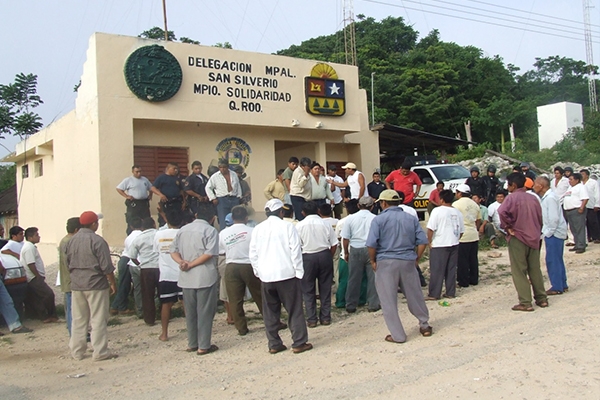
533 176 569 294
206 159 242 230
0 278 32 335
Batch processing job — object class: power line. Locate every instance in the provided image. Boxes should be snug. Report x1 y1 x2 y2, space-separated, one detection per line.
388 0 599 38
465 0 600 29
361 0 600 45
425 0 600 36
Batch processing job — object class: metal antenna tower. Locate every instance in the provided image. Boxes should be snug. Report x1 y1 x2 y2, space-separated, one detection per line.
584 0 598 111
342 0 357 66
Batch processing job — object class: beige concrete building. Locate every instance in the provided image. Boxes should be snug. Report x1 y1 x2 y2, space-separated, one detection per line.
5 33 379 263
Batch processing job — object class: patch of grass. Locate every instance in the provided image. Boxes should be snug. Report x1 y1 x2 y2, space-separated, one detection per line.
1 337 14 345
56 304 65 318
107 317 122 326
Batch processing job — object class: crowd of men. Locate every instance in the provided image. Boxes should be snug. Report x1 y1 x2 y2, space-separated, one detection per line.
0 156 596 357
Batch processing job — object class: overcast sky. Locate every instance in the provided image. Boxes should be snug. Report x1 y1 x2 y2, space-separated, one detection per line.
1 0 597 157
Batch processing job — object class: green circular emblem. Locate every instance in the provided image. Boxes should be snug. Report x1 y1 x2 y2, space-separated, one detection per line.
124 45 182 102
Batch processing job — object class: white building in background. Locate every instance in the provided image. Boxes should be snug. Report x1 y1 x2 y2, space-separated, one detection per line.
537 101 583 150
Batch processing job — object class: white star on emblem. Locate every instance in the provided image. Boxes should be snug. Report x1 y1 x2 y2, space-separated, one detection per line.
329 83 340 95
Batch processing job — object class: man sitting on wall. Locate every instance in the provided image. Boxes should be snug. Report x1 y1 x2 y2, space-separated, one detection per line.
21 227 58 323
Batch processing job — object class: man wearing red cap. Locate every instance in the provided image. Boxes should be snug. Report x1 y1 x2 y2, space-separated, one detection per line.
66 211 117 361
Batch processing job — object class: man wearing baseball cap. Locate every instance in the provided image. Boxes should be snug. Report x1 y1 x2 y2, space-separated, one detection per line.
453 184 482 288
249 199 312 354
66 211 118 361
330 162 369 202
366 190 432 343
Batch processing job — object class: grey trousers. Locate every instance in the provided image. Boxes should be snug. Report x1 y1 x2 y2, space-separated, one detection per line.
347 246 380 310
301 249 333 323
565 209 587 250
375 259 430 343
428 245 458 298
129 265 143 316
183 283 218 350
262 278 308 350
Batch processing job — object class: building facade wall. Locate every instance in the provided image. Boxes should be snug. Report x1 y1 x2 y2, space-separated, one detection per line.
10 33 379 263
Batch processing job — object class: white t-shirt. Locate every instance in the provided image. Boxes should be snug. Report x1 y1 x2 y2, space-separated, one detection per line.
326 175 345 204
427 206 464 248
123 230 142 266
336 216 348 259
219 224 253 264
398 204 418 219
20 241 45 282
296 215 338 254
563 183 589 210
2 240 24 256
321 217 339 232
153 228 180 282
487 201 504 232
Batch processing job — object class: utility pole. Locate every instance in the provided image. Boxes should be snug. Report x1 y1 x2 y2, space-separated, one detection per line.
342 0 357 66
371 72 375 126
162 0 169 41
583 0 597 112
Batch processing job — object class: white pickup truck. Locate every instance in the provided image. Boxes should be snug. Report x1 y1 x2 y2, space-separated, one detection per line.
410 164 470 213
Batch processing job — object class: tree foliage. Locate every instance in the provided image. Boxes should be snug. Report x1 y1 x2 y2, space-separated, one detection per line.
276 16 598 155
139 27 200 45
0 73 44 139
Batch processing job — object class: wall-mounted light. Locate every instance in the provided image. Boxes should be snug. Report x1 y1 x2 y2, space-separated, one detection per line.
315 121 323 128
291 119 300 126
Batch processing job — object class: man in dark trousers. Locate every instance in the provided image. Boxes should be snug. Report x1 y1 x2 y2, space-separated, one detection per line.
367 172 386 214
183 161 209 217
249 199 312 354
151 162 184 226
116 165 152 234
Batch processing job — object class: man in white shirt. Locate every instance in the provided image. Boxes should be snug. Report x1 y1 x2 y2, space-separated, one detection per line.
116 165 152 234
426 190 464 300
551 166 570 199
205 159 242 230
341 197 380 313
533 176 569 295
249 199 312 354
487 190 507 248
129 218 159 325
110 217 142 316
331 162 370 201
453 184 482 288
563 173 589 253
21 227 58 323
326 165 345 219
295 201 338 327
1 226 25 259
152 212 183 341
219 206 263 336
581 169 600 243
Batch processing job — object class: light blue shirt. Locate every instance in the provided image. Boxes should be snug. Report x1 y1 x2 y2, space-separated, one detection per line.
341 209 376 248
541 190 568 240
366 207 428 261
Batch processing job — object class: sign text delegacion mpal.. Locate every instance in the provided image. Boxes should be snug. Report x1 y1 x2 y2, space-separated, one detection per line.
188 56 295 114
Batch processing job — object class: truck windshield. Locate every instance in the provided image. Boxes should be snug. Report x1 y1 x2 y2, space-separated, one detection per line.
431 165 470 181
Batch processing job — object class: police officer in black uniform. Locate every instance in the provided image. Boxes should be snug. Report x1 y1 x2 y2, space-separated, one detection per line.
183 160 209 216
465 166 485 198
151 162 184 226
482 164 501 206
